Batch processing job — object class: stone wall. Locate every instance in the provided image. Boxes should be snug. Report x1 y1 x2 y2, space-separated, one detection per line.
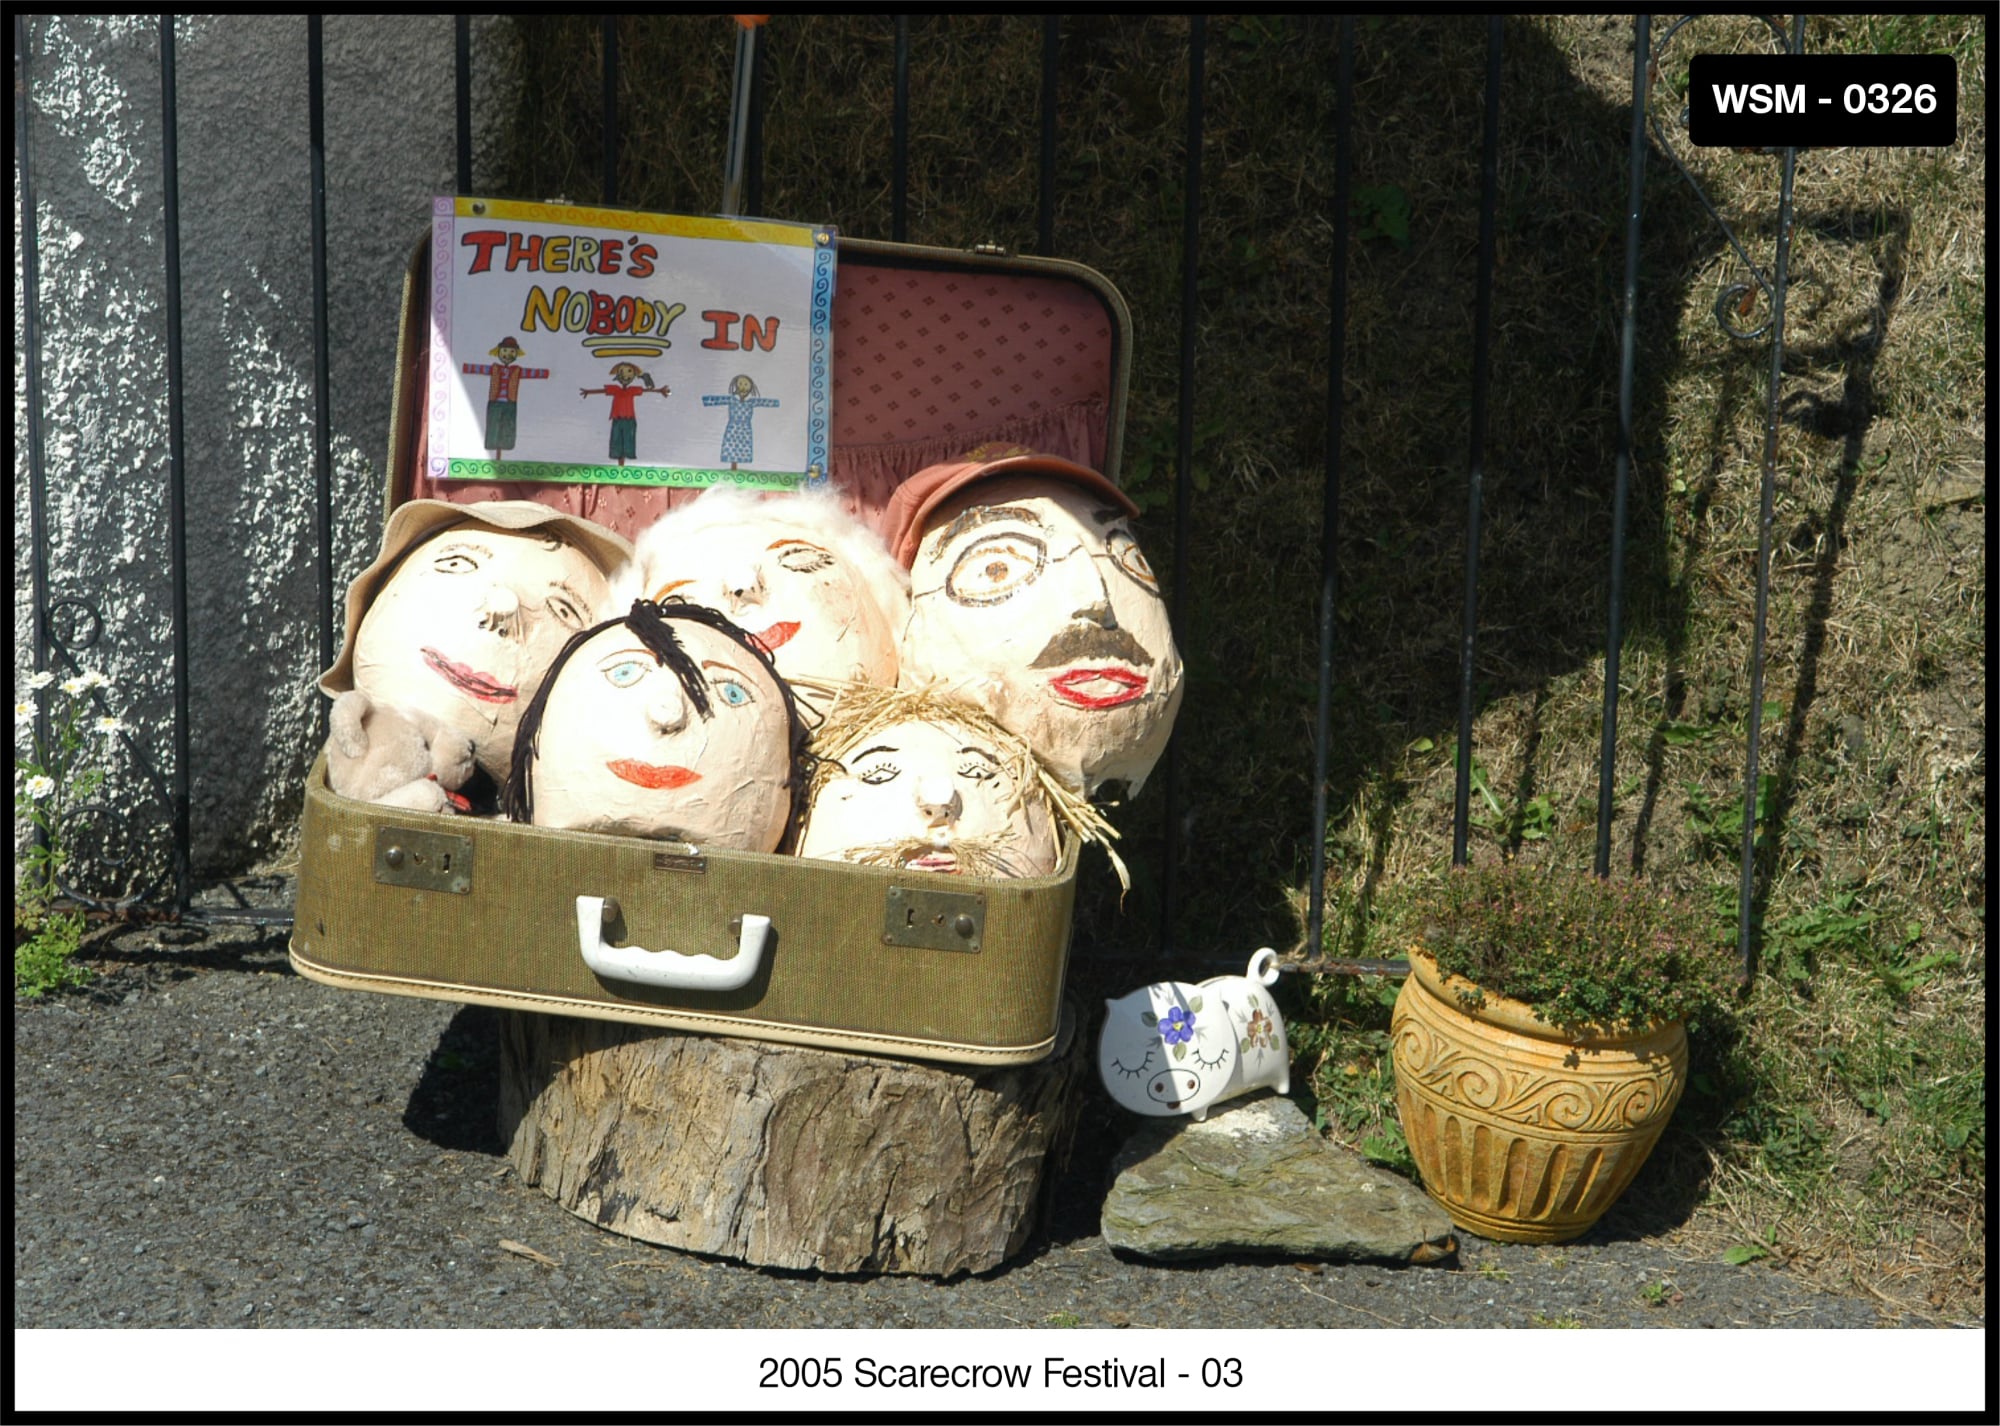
14 15 518 887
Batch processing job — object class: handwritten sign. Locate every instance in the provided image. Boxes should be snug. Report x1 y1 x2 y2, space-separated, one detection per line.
428 196 835 489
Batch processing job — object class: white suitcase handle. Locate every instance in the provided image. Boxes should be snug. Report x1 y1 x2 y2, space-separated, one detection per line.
575 895 770 991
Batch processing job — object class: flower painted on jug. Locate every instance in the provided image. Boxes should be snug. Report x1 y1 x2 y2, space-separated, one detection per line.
1159 1004 1196 1046
1242 1005 1277 1054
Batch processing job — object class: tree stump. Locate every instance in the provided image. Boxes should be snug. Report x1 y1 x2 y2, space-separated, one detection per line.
496 1006 1084 1276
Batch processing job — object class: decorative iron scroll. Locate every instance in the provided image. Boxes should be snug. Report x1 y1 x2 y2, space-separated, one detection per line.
1648 13 1797 340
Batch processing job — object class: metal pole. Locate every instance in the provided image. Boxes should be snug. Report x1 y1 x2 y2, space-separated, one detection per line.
18 15 51 686
454 16 472 193
722 20 758 215
601 16 619 205
1308 18 1355 961
160 16 193 913
1453 16 1503 868
1595 14 1651 877
1038 16 1058 256
1159 16 1205 954
892 17 909 242
1739 14 1806 981
308 18 335 732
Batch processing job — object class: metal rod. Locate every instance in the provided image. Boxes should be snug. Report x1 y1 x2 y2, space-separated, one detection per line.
601 16 618 205
1739 14 1806 981
1038 16 1058 255
1452 16 1503 868
892 17 909 242
1279 957 1410 979
18 12 57 834
1308 18 1356 962
308 18 335 734
160 16 193 913
454 16 472 193
18 15 51 683
1159 15 1205 954
745 19 766 217
722 19 758 216
1595 14 1651 878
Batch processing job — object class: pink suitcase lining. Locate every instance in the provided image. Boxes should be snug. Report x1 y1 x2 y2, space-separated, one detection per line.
402 253 1118 546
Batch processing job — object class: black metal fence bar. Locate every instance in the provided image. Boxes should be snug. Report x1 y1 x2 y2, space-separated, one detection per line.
1739 14 1806 980
892 18 909 242
1158 15 1206 955
1038 17 1058 256
1306 18 1356 964
308 19 336 723
455 17 473 193
1595 14 1652 877
601 17 619 205
17 15 52 697
159 16 194 914
1451 17 1503 868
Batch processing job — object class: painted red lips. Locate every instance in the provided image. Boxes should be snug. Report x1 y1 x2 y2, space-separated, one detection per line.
1047 666 1148 709
747 621 800 655
423 647 517 703
607 760 702 790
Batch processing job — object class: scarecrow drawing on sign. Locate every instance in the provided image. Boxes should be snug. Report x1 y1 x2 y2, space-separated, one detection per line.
579 362 670 467
701 374 779 470
461 337 550 462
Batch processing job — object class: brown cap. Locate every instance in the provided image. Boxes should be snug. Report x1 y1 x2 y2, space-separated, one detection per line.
318 499 633 696
884 446 1138 568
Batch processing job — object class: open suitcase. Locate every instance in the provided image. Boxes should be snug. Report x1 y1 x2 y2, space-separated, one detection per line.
289 220 1131 1067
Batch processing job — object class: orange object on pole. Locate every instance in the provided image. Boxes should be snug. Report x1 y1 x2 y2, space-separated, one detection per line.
733 15 769 27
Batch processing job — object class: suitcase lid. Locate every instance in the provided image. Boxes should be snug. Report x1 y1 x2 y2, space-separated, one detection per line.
386 229 1132 548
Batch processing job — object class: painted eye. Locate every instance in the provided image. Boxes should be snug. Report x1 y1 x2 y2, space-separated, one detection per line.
547 595 585 629
1106 529 1158 591
956 759 997 781
1192 1044 1231 1071
776 544 834 574
945 532 1045 605
856 761 900 785
1109 1047 1156 1078
602 659 648 689
713 679 753 708
432 552 479 575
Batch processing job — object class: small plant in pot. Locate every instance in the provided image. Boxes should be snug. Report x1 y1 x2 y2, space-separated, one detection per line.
1388 858 1733 1244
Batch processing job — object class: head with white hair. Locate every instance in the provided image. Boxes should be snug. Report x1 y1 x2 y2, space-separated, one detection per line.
613 484 911 710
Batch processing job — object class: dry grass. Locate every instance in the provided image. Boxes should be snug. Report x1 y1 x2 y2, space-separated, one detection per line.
497 13 1985 1321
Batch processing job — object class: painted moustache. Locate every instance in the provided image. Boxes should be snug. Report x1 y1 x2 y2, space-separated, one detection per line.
1026 624 1156 671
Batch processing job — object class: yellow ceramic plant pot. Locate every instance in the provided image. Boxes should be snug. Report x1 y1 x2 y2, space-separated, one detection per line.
1390 949 1688 1245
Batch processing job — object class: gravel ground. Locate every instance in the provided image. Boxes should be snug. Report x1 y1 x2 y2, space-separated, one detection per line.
16 913 1920 1340
27 913 1993 1414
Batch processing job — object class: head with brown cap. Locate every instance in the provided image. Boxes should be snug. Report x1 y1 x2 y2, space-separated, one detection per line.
321 499 632 782
887 447 1183 798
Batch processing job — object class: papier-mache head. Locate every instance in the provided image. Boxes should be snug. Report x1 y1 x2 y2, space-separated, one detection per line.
320 499 633 783
612 484 910 712
504 599 813 853
886 447 1183 799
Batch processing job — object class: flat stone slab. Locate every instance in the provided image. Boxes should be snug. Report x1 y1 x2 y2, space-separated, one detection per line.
1101 1095 1457 1265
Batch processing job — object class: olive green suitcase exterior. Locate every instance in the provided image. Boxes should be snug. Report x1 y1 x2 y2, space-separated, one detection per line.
289 225 1131 1066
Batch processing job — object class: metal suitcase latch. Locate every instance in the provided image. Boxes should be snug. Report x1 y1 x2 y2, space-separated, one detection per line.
373 827 474 894
883 885 985 952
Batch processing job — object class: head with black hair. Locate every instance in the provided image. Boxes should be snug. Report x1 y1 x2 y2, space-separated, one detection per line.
505 598 814 853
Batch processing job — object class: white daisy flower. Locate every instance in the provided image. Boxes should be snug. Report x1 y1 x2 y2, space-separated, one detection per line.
14 698 35 728
25 774 56 800
26 671 56 690
93 715 129 737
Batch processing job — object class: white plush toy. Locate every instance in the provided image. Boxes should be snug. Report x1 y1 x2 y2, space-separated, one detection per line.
324 689 476 815
1096 949 1289 1120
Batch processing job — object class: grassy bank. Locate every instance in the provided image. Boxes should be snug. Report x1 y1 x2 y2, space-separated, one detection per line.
499 13 1985 1320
